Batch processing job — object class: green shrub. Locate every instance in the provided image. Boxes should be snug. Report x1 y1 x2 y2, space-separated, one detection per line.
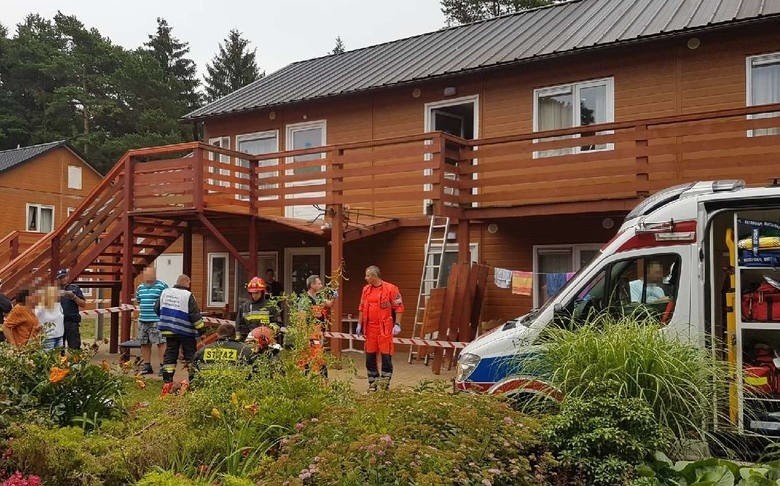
634 454 780 485
542 392 672 485
254 384 554 485
524 315 727 442
0 341 124 431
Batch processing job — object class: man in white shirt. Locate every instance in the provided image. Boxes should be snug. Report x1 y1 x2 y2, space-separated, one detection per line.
629 261 667 303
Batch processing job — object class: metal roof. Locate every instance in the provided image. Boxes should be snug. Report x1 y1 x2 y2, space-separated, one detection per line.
0 140 67 174
185 0 780 120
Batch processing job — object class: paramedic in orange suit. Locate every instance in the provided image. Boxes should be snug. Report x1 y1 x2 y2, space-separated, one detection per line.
357 265 404 392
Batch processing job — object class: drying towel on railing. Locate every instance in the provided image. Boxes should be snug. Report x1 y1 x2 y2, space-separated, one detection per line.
512 271 533 296
494 267 512 289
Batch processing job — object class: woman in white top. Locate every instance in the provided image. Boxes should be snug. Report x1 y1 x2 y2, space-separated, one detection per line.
35 285 65 351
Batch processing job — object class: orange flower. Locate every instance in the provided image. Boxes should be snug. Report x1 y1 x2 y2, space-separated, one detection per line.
49 366 69 383
135 379 146 389
58 355 68 365
100 360 111 372
243 403 258 416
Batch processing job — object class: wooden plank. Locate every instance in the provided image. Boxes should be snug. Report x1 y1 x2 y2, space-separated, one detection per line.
470 264 490 340
433 264 461 375
414 287 446 363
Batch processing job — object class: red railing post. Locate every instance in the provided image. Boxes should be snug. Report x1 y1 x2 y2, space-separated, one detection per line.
330 148 344 359
119 155 135 357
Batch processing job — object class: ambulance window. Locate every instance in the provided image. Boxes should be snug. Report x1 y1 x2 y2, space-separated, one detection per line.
609 254 681 324
555 268 607 328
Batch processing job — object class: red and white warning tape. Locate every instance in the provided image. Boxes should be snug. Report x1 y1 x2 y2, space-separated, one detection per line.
78 304 234 325
77 305 468 348
323 331 468 349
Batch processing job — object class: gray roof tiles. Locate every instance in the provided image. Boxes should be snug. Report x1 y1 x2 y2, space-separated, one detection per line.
185 0 780 120
0 140 66 174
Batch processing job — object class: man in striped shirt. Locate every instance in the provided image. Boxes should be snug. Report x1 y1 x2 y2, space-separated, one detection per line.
136 267 168 375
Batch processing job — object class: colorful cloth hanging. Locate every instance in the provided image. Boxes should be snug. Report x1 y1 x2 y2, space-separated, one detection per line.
512 271 533 296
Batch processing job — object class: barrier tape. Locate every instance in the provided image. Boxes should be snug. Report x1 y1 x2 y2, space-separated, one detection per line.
78 305 468 348
78 304 234 325
323 331 468 349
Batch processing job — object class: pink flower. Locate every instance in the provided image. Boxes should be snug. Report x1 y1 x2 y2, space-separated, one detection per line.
379 434 393 445
488 468 501 475
503 416 514 425
295 422 305 431
298 470 312 480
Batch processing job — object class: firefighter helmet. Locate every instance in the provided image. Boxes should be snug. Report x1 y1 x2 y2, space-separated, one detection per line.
246 326 275 348
246 276 266 293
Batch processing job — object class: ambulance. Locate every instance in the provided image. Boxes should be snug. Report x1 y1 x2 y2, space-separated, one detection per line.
455 179 780 434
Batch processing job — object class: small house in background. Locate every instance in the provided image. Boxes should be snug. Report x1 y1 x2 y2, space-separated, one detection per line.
0 140 102 268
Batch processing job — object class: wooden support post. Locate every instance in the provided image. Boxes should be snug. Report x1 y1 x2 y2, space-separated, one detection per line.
197 213 252 275
183 224 192 277
330 205 344 359
110 285 120 355
329 150 344 359
50 235 60 283
457 220 469 264
249 216 257 275
193 147 204 211
10 234 19 259
119 155 135 357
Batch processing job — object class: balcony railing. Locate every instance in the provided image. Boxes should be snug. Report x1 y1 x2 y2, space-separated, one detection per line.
124 102 780 218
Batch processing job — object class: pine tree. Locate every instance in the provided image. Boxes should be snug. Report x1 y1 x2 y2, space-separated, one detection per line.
441 0 552 25
144 17 200 109
331 36 345 55
204 29 261 102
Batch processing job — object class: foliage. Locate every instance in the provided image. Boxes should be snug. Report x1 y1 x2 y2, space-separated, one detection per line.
204 29 261 102
0 14 198 172
441 0 553 25
0 340 124 431
542 392 672 485
522 314 728 443
331 36 346 55
254 383 555 485
634 453 780 485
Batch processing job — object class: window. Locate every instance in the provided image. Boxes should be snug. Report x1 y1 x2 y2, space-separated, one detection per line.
67 207 76 218
208 136 232 189
208 253 229 307
26 204 54 233
555 254 680 328
285 120 327 220
67 165 82 190
234 251 278 310
237 130 279 201
533 77 614 157
747 53 780 137
533 244 601 307
423 243 479 295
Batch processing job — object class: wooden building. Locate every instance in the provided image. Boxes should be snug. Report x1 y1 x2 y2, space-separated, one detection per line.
0 141 102 269
0 0 779 354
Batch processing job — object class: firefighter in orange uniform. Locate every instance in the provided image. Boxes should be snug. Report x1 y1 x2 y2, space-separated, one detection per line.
357 265 404 391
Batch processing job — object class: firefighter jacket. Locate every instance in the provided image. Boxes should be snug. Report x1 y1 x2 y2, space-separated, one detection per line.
155 285 204 337
192 338 255 370
236 296 280 337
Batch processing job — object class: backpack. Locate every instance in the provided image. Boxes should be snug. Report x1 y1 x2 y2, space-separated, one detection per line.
742 280 780 322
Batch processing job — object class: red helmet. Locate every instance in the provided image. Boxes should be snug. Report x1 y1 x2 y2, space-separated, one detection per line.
247 276 266 293
246 326 275 347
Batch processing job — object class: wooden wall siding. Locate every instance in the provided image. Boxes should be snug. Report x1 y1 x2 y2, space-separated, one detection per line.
197 23 779 215
0 147 101 238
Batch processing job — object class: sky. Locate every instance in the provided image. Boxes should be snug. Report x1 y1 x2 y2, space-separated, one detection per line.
3 0 447 78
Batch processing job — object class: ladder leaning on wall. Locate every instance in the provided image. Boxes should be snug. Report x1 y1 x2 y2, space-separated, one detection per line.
408 215 450 364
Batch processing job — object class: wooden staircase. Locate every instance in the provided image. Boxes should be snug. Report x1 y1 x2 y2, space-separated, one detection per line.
0 152 187 294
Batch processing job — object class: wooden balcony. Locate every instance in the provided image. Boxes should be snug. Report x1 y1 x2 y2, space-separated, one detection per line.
127 103 780 221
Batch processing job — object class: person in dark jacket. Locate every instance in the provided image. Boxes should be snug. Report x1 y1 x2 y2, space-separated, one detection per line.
56 268 86 349
235 277 280 342
154 274 204 385
192 323 255 371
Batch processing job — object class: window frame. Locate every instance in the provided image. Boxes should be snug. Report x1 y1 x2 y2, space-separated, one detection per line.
26 203 55 233
532 77 615 157
236 130 280 202
745 52 780 137
532 243 602 308
67 165 82 190
207 252 230 307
